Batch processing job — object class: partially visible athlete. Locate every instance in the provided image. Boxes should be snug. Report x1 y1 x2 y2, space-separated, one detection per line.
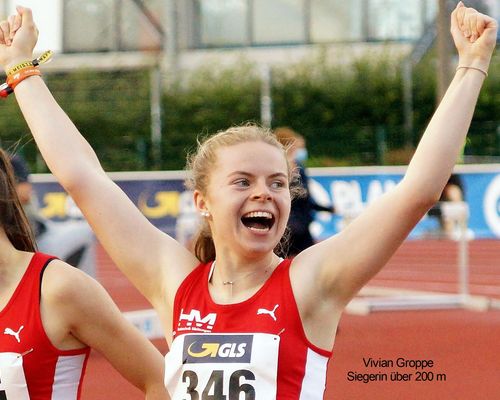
0 149 168 399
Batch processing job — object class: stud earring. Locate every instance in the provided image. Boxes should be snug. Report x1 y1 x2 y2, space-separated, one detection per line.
201 210 210 218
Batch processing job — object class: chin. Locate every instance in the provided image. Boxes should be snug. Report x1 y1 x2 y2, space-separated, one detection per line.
239 238 280 257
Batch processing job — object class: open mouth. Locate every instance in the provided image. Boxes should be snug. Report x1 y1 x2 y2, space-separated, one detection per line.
241 211 275 232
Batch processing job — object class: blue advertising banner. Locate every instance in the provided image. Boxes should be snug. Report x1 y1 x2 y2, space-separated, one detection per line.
31 165 500 241
31 171 190 239
307 166 500 240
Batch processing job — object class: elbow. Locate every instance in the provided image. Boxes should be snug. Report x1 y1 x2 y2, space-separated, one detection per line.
61 173 85 194
145 384 170 399
409 192 439 215
58 171 87 195
59 165 105 195
419 192 441 211
399 179 441 212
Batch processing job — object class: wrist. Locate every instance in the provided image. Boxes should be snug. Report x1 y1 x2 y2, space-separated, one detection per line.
0 51 52 98
4 51 52 76
7 67 42 89
3 56 33 74
457 56 492 75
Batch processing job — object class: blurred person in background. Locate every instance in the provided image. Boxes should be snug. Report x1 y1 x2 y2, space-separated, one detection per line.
9 152 44 236
275 127 335 257
0 149 168 399
8 151 95 273
0 4 496 398
428 173 470 239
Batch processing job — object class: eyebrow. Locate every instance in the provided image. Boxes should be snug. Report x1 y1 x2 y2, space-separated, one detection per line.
228 171 288 179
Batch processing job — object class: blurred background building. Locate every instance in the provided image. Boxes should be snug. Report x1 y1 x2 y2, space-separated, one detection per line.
0 1 496 69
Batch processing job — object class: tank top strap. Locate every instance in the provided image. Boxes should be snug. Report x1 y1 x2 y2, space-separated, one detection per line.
25 252 58 303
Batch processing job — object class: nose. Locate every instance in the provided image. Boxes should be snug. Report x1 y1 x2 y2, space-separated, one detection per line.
251 181 272 201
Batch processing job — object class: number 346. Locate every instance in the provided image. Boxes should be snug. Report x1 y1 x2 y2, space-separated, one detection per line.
182 369 256 400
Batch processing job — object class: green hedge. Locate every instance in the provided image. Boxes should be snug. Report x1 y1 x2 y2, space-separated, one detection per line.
162 63 261 170
0 52 498 172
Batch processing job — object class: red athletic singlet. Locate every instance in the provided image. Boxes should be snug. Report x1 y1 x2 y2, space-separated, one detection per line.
165 259 332 399
0 253 90 400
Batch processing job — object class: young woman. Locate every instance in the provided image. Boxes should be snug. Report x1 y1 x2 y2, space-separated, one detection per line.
0 150 168 399
0 3 496 398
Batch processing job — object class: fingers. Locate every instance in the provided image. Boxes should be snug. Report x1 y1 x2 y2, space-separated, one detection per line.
7 14 15 32
450 2 463 37
454 3 490 43
7 13 21 44
10 13 22 40
473 15 486 41
454 2 466 31
0 7 24 47
465 8 478 41
480 13 498 33
0 20 12 46
16 6 34 29
15 6 38 41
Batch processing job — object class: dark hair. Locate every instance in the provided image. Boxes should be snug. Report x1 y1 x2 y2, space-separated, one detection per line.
10 154 31 183
0 149 37 252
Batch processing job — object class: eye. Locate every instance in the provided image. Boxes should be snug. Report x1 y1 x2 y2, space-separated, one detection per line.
271 180 286 189
233 178 250 187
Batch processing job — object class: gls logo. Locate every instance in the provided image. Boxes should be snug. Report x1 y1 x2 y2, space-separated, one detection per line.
183 334 253 364
177 309 217 333
188 342 247 358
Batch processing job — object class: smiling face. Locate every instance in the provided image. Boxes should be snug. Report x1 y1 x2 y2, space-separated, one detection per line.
194 141 291 260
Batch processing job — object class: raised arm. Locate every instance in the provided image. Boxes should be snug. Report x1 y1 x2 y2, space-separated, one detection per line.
292 3 497 316
0 7 198 310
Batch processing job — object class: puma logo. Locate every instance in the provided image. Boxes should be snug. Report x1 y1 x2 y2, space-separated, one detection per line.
4 326 24 343
257 304 279 321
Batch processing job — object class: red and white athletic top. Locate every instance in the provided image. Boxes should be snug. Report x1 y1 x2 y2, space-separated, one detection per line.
0 253 90 400
165 258 332 399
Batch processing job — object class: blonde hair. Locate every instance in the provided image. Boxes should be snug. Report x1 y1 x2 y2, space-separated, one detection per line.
185 124 296 262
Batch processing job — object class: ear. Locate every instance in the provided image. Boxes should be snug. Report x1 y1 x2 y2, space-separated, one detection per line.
193 189 209 214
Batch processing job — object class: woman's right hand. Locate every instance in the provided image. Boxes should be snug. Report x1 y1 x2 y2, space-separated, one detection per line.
451 2 498 72
0 6 38 72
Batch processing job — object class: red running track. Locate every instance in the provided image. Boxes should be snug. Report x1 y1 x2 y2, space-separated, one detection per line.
82 240 500 399
370 239 500 299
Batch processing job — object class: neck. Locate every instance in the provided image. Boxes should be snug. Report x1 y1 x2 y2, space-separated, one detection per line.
210 253 282 299
0 230 33 295
0 228 22 268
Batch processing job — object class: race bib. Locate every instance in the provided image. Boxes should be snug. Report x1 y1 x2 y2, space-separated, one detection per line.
0 352 30 400
165 333 280 399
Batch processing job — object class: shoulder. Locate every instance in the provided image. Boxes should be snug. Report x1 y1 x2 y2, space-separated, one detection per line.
41 259 104 306
173 262 210 307
41 260 122 335
177 261 209 291
184 261 208 280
